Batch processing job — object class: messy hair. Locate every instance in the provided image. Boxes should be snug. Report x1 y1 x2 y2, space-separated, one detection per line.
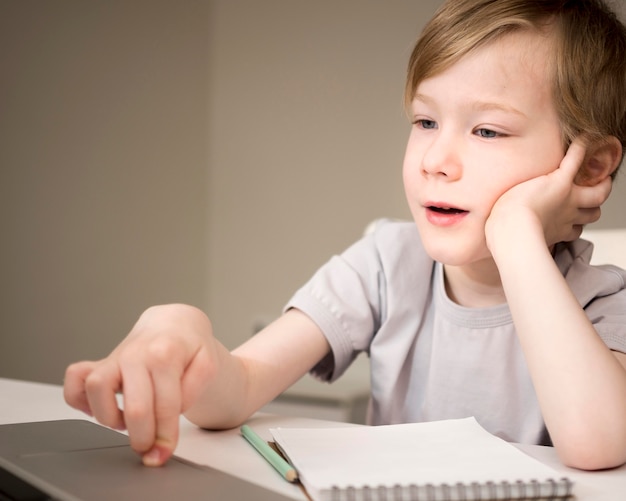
405 0 626 171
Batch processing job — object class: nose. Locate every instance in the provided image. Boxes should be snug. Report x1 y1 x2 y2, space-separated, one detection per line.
420 130 463 181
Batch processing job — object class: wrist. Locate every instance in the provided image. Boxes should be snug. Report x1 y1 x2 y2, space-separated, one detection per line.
486 208 547 264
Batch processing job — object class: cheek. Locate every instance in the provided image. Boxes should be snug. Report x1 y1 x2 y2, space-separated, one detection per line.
402 132 427 190
402 146 419 196
480 148 564 207
476 162 554 214
402 167 426 212
472 167 530 213
402 160 415 193
517 131 566 181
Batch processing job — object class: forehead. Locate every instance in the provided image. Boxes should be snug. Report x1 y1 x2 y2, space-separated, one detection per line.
409 26 556 97
415 30 556 107
485 30 554 79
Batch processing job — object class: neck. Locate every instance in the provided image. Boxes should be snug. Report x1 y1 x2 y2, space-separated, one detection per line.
443 259 506 308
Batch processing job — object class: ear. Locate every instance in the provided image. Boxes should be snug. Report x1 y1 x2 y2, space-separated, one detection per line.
574 136 622 186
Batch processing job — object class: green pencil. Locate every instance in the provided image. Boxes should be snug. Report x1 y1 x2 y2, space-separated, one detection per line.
241 425 298 483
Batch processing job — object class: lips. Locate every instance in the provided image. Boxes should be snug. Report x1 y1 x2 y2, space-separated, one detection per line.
424 202 469 226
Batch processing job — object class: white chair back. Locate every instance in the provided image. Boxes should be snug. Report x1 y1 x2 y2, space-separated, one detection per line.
581 228 626 269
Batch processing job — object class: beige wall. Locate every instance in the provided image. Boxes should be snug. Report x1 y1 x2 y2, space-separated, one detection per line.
0 0 210 382
1 1 625 383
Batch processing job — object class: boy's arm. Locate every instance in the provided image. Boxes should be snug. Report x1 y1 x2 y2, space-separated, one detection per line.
64 305 329 467
183 308 330 429
486 140 626 470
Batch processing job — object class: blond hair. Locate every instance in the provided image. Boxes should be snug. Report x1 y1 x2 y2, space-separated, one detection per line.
405 0 626 171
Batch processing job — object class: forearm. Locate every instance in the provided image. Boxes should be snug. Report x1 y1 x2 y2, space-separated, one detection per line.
491 215 626 469
184 309 330 430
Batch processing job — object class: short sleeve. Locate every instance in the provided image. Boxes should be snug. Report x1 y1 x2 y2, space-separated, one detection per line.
284 221 434 382
285 232 386 381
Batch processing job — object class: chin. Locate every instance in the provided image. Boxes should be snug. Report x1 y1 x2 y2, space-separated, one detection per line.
421 241 468 265
419 235 491 266
416 219 490 266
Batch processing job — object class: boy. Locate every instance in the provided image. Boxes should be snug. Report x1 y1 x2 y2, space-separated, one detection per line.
64 0 626 471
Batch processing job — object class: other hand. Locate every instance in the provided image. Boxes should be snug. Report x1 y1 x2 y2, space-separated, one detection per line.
486 137 612 251
64 304 215 466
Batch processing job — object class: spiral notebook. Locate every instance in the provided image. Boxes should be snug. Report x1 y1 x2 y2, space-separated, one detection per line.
270 417 573 501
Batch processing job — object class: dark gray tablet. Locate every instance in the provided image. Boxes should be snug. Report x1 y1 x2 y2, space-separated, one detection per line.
0 419 296 500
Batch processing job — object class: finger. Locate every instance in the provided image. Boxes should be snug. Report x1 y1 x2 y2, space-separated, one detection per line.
118 358 156 455
180 346 213 413
572 175 612 210
559 137 588 181
64 361 98 415
140 338 186 466
575 207 603 227
143 365 183 466
143 342 215 466
84 361 126 431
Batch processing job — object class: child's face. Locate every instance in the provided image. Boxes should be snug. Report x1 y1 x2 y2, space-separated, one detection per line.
403 30 565 266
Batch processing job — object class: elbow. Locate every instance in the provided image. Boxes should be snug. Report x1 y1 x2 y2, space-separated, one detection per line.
554 427 626 471
559 449 626 471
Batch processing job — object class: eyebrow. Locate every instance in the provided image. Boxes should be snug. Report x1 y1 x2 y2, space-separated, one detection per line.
413 94 528 119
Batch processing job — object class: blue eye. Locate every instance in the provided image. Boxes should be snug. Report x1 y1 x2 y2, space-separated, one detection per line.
475 128 499 138
415 119 437 130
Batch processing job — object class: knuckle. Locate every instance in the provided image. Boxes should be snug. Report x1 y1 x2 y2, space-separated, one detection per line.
64 362 81 379
144 338 180 368
117 337 177 369
124 402 151 423
83 366 119 401
84 370 107 393
64 360 94 383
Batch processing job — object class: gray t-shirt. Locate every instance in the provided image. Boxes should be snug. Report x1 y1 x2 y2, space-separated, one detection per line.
285 221 626 445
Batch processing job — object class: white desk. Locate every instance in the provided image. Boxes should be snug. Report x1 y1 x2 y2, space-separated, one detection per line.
2 377 626 500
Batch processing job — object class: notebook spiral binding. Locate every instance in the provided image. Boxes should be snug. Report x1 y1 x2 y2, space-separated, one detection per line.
326 476 573 501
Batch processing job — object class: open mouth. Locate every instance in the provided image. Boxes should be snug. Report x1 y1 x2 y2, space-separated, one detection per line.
428 206 467 215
